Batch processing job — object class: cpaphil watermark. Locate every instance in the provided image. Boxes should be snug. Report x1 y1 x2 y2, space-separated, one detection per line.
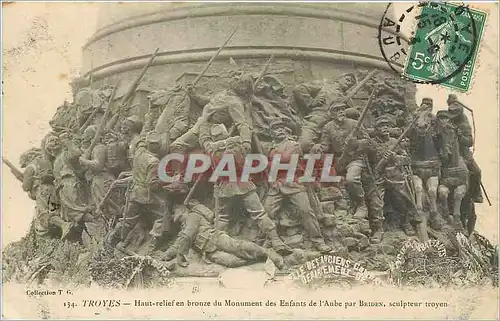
157 152 342 184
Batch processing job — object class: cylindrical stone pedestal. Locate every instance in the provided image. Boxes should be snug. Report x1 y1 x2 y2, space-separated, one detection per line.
82 3 408 91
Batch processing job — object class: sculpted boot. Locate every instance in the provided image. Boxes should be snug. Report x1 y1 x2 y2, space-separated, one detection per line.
401 215 416 236
451 215 464 230
49 216 74 241
312 239 333 253
428 210 444 231
369 222 384 244
353 203 368 219
266 249 286 270
268 229 293 256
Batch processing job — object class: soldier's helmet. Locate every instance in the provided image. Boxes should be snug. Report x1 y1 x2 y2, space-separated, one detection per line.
42 133 61 157
146 130 161 145
329 101 348 114
256 75 285 95
210 123 229 142
229 71 254 96
340 72 356 82
19 147 42 168
447 94 458 105
83 125 98 140
338 73 356 90
375 114 396 128
147 90 169 107
421 97 433 107
263 75 285 92
436 110 450 120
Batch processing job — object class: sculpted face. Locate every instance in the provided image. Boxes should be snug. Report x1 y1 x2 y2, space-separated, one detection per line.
332 109 346 123
415 113 431 136
339 76 355 91
231 74 253 97
378 123 391 137
45 136 61 156
448 103 463 118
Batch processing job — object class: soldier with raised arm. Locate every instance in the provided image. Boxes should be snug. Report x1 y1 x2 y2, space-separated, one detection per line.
294 73 356 152
105 106 172 252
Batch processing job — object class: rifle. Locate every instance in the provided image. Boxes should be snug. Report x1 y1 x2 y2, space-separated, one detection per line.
155 27 238 134
374 110 422 174
83 80 122 159
480 182 492 206
2 157 23 182
113 48 161 132
252 55 274 92
345 69 379 100
99 176 132 210
79 100 105 134
335 87 378 172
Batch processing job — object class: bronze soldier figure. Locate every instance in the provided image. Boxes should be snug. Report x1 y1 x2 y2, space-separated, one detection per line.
106 131 171 251
162 200 285 269
199 122 293 256
435 110 469 230
409 98 442 229
263 119 332 253
313 101 370 219
79 128 121 219
295 73 356 152
369 115 426 239
53 132 93 228
447 95 483 204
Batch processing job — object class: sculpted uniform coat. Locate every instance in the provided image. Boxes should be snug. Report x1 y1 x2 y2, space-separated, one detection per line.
198 122 277 235
369 136 421 223
122 143 169 238
23 157 58 235
319 118 368 206
53 143 89 223
294 79 345 152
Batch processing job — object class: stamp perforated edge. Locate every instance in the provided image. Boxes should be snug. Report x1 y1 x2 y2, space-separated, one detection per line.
400 1 490 93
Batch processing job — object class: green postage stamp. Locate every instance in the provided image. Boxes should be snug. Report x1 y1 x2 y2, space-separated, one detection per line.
403 2 487 92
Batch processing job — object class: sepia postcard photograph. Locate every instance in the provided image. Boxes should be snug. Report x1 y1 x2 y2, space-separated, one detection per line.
1 1 499 319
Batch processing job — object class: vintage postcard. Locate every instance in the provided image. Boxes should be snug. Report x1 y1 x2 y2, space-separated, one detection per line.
2 1 499 319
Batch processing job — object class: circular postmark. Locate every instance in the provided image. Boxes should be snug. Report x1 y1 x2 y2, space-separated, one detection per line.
378 1 479 85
